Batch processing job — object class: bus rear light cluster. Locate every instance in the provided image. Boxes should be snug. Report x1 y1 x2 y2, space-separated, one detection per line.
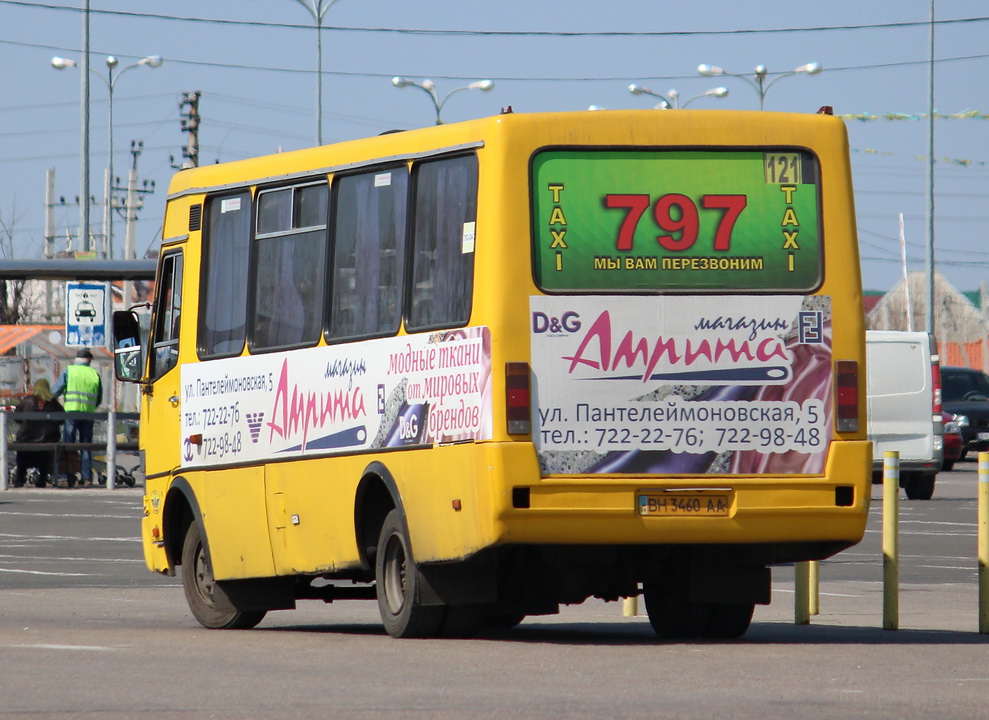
834 360 859 433
505 362 531 435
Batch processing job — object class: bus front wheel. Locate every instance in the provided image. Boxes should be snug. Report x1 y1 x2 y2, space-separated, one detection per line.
181 523 266 630
375 509 444 638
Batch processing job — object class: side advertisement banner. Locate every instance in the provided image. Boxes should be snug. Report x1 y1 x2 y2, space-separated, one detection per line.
530 296 832 475
180 327 491 467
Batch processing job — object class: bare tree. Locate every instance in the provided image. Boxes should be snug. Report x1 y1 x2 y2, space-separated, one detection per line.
0 201 43 327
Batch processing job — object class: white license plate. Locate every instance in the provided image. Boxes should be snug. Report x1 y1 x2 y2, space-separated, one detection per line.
977 432 989 441
638 492 731 517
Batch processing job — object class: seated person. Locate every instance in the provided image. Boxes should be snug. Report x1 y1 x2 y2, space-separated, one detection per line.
12 379 64 488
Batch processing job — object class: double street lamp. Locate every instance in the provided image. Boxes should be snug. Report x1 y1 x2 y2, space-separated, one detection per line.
697 62 821 110
290 0 344 146
52 54 162 258
628 84 728 109
391 77 495 125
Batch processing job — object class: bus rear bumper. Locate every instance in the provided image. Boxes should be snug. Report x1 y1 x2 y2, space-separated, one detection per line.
488 439 872 558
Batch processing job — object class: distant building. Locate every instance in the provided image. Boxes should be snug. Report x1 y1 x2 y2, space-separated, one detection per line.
866 270 989 371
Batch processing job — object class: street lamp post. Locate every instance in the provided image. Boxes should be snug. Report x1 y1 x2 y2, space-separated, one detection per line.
291 0 345 146
628 84 728 109
697 62 821 110
52 54 162 258
391 77 495 125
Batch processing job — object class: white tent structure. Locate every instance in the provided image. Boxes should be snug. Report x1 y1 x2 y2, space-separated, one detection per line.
867 271 987 340
867 271 989 371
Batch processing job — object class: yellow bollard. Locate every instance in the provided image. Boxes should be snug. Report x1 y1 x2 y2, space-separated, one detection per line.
883 450 899 630
623 596 639 617
809 560 820 616
979 453 989 634
794 561 810 624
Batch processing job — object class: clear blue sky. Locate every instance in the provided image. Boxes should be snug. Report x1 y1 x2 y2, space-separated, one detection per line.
1 0 986 293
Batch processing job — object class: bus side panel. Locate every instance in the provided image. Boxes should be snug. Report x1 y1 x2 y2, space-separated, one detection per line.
198 466 278 580
260 445 500 573
393 444 496 565
264 457 363 575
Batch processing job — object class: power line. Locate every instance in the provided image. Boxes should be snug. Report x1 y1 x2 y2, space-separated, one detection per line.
862 255 989 268
3 1 987 37
858 229 989 260
2 34 987 83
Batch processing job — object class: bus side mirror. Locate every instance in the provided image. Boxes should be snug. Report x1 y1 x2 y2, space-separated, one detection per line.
112 310 144 382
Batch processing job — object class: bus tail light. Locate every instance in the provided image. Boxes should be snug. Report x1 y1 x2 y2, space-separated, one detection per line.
835 360 859 433
506 362 531 435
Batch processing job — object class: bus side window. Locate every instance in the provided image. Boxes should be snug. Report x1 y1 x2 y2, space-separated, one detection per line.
252 182 328 350
151 251 183 380
407 154 478 331
199 191 251 358
327 167 408 341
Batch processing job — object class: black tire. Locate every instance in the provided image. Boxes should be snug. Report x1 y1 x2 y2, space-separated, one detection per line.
905 474 936 501
643 581 711 640
375 509 444 638
484 609 526 631
943 459 955 472
181 523 266 630
33 473 47 489
703 603 755 639
439 605 484 638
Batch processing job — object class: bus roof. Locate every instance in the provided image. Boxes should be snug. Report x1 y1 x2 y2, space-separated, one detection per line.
166 108 847 200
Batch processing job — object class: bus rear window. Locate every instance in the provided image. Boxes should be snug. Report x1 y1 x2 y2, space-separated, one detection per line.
531 149 822 293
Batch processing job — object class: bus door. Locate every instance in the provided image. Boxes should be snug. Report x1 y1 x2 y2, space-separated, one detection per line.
144 247 185 475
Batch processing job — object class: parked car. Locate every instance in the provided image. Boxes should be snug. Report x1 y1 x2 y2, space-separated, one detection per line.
941 366 989 459
942 411 962 471
866 331 942 500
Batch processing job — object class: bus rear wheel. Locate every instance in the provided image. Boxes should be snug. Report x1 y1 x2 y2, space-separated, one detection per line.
181 523 266 630
703 603 755 639
643 580 711 640
375 509 445 638
644 581 754 640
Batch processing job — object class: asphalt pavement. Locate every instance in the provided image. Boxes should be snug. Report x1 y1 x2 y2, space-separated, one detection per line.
2 461 987 632
2 465 989 719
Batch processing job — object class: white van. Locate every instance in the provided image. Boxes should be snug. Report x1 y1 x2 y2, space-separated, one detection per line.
865 331 943 500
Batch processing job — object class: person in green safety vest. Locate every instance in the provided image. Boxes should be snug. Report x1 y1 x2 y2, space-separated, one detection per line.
52 348 103 486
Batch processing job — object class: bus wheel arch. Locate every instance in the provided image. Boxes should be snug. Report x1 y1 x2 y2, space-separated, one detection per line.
354 462 405 579
162 477 199 572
